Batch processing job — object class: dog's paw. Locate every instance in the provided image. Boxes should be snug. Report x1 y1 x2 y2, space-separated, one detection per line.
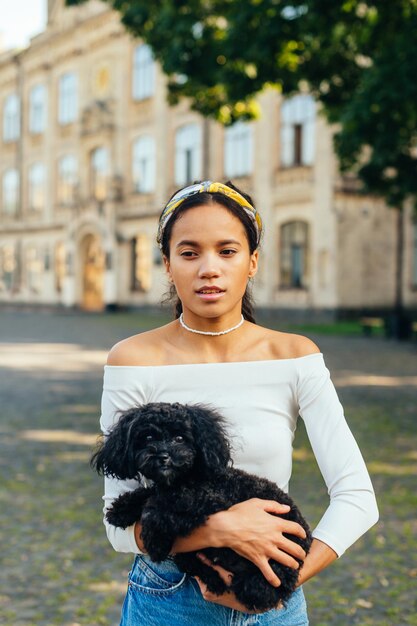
105 508 130 529
106 503 139 529
141 524 174 561
105 490 148 529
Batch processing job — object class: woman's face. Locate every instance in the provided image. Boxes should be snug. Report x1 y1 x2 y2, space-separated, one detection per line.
164 203 258 324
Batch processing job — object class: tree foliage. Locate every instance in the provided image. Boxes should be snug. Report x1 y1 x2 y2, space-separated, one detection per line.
66 0 417 208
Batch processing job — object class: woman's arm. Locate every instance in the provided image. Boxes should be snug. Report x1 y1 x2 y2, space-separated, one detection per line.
296 538 337 585
297 355 379 556
135 497 307 587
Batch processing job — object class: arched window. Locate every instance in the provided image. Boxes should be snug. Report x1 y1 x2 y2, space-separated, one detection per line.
224 121 253 178
280 221 309 288
29 163 46 211
175 124 202 186
132 135 156 193
90 147 109 201
57 155 78 205
132 44 155 100
2 169 19 214
3 94 20 142
29 84 47 134
58 73 78 125
280 95 315 168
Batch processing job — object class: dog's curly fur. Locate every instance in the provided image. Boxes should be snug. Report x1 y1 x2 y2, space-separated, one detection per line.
92 402 312 612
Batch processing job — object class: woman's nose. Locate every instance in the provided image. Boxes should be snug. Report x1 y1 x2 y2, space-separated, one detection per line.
198 256 221 278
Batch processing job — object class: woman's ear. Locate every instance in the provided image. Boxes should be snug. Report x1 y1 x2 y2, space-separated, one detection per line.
248 249 259 279
163 255 173 283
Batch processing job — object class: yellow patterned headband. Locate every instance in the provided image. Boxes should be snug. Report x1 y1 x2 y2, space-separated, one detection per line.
157 181 263 249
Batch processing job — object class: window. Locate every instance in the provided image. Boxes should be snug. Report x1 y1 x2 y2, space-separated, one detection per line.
55 242 66 293
280 221 309 288
90 147 109 201
132 135 156 193
280 95 315 167
2 169 19 214
132 44 155 100
130 234 151 292
58 73 77 125
175 124 202 186
54 242 66 293
57 155 78 205
0 245 17 292
224 122 253 178
3 94 20 142
412 221 417 288
29 84 47 134
26 246 43 293
29 163 46 211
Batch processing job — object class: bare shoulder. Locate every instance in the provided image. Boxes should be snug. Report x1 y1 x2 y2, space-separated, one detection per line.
253 326 321 360
106 324 173 366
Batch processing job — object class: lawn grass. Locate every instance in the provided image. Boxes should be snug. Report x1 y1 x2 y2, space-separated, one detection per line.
286 321 377 336
94 310 382 338
290 391 417 625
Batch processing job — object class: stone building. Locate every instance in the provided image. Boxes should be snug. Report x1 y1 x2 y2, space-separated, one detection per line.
1 0 416 316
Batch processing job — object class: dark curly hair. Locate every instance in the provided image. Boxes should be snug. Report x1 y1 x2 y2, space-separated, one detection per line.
159 181 261 324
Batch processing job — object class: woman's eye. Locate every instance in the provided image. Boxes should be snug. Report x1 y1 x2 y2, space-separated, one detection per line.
174 435 184 443
221 249 237 256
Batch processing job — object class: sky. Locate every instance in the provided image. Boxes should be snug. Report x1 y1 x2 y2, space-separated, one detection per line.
0 0 47 51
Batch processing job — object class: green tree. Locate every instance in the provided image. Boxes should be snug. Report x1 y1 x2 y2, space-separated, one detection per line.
66 1 417 205
67 0 417 333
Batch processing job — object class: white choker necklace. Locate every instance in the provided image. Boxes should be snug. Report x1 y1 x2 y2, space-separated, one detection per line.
179 313 244 336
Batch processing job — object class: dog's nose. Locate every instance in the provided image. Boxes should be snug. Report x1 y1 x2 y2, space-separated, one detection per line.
158 452 170 464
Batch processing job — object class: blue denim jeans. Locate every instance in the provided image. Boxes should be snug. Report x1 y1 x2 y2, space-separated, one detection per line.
120 555 309 626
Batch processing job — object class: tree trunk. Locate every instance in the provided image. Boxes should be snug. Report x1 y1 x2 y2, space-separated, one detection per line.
395 205 404 311
389 204 411 339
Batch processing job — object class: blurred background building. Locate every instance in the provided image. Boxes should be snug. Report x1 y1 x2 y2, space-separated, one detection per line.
1 0 416 316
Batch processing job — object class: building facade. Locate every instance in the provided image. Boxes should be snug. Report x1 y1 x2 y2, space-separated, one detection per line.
1 0 416 314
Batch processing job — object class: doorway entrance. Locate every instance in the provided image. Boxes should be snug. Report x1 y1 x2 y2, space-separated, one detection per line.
81 234 105 311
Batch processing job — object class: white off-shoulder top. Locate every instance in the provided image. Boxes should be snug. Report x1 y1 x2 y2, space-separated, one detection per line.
100 353 378 557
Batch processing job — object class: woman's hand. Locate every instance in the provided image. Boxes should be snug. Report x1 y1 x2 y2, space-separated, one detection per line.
194 553 280 614
170 497 308 587
209 498 307 587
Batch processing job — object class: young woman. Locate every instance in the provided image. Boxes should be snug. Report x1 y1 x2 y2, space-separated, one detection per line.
100 181 379 626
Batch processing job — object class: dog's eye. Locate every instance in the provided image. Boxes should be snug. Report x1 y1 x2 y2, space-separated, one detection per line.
173 435 184 443
145 435 153 441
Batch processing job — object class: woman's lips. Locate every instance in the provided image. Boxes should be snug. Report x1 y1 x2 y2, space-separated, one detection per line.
195 288 225 301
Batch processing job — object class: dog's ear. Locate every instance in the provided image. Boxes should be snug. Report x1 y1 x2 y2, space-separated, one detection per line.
184 404 232 476
90 407 143 480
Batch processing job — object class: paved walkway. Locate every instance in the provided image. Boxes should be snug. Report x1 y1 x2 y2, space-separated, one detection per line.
0 309 416 626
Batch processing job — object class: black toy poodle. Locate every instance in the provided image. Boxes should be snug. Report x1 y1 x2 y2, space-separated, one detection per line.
92 402 312 612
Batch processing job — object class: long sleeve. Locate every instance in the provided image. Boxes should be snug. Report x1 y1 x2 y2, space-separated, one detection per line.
297 355 379 556
98 357 378 557
99 367 150 554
